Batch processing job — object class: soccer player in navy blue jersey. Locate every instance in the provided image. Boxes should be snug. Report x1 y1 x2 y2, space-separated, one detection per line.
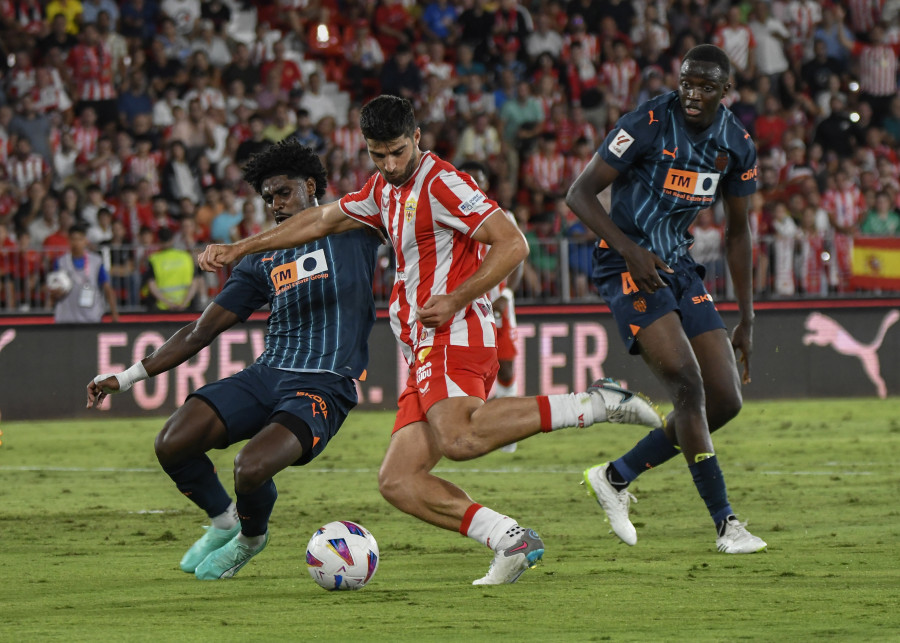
566 44 767 554
86 140 382 579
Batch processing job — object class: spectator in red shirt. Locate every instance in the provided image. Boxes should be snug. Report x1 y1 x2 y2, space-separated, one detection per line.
259 41 303 94
374 0 413 57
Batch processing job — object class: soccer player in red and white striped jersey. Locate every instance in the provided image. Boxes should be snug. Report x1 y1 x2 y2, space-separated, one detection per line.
199 96 664 586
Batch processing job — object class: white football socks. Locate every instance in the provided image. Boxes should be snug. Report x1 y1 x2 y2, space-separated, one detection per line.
211 502 238 530
546 392 607 430
465 506 518 551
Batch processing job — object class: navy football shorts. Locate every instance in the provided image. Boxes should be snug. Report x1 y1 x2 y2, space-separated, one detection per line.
594 253 726 355
189 362 357 465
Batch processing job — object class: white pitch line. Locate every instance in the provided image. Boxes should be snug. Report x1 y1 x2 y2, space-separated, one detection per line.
0 465 876 476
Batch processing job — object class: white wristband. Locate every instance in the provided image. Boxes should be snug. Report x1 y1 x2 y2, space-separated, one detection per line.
94 361 148 393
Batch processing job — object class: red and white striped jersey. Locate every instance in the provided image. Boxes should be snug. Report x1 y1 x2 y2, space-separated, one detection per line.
600 58 639 110
126 152 164 192
562 33 600 62
87 158 122 195
524 150 566 193
822 186 865 228
784 0 822 45
333 125 367 161
712 25 756 73
853 42 900 96
339 151 501 363
565 154 591 185
32 83 73 114
8 66 35 99
847 0 884 35
70 124 100 160
67 43 117 101
5 153 50 196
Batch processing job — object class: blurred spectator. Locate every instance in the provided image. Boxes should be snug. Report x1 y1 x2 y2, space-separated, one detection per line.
50 222 119 323
144 225 202 312
374 0 414 57
748 0 790 81
380 44 422 102
86 205 113 247
12 230 43 310
797 204 827 296
836 15 900 126
0 223 16 311
421 0 458 45
714 5 757 84
860 190 900 235
771 201 799 296
454 111 501 167
690 208 725 295
161 140 201 206
100 218 139 306
46 0 81 35
822 170 864 292
9 96 53 161
499 79 544 150
80 183 109 227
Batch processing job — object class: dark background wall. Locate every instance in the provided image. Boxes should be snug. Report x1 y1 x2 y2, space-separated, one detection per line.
1 301 898 421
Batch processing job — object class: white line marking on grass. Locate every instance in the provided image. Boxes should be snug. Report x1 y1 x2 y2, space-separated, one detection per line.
0 466 875 476
759 470 873 476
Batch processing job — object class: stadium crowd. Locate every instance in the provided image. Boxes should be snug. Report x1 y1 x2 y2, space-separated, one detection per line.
1 0 899 315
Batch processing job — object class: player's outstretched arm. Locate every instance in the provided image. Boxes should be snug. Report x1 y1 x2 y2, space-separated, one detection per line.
86 302 241 408
197 202 363 270
566 154 673 294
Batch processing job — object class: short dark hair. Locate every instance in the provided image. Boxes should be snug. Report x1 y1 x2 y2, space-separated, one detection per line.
68 222 89 236
683 44 731 78
241 138 327 198
360 95 417 142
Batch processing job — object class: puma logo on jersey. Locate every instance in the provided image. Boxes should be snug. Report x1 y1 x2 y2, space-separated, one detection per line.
648 110 658 125
662 147 678 159
261 254 277 262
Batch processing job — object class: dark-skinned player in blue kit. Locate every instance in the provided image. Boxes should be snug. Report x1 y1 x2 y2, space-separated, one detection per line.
86 140 382 579
566 44 767 554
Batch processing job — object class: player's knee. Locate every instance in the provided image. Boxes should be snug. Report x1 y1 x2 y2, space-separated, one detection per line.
154 421 179 467
377 464 406 507
708 386 742 431
232 450 269 494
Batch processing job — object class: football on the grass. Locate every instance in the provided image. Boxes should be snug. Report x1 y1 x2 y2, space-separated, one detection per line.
306 520 379 591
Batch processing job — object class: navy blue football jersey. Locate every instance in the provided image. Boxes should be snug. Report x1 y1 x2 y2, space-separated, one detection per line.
597 91 758 268
215 228 379 379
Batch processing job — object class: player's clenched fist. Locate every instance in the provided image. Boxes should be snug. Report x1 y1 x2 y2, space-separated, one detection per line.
198 244 238 270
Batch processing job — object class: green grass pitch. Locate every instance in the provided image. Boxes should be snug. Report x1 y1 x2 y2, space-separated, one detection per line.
1 399 898 642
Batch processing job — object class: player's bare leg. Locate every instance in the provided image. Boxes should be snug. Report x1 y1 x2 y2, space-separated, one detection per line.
378 420 544 584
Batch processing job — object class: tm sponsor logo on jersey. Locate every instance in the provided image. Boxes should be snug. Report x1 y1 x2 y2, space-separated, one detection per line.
608 129 635 157
270 248 330 294
662 169 720 203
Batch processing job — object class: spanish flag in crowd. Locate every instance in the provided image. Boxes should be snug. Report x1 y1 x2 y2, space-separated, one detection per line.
850 237 900 290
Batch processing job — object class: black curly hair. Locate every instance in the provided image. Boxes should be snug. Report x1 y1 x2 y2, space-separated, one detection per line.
242 139 327 199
